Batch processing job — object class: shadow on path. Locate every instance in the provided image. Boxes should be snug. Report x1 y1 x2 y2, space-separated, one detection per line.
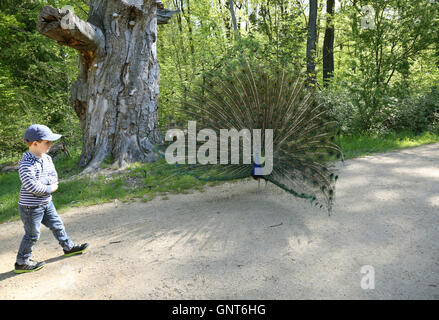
0 255 69 282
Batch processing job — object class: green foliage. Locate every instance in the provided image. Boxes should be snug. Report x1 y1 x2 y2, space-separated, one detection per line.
389 88 439 134
1 0 438 161
327 0 439 133
157 0 309 131
0 0 82 161
339 131 439 159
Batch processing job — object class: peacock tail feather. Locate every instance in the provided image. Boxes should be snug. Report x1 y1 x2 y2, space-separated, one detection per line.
156 57 344 214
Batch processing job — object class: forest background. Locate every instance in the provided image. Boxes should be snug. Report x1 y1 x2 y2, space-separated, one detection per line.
0 0 438 162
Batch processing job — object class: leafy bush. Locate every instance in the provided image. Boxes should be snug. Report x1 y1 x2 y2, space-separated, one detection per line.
320 84 358 134
320 83 439 135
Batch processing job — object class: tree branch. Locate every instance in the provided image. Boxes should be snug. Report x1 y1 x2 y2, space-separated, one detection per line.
157 8 180 25
37 6 105 54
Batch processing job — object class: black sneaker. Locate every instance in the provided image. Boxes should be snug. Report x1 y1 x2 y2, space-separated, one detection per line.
14 260 45 274
63 243 89 257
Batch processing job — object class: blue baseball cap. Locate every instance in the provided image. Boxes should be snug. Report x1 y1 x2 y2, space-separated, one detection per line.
24 124 62 142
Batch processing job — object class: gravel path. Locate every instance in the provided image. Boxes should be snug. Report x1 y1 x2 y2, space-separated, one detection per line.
1 143 438 299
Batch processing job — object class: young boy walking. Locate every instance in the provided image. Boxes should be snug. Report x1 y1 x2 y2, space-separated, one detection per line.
15 124 88 274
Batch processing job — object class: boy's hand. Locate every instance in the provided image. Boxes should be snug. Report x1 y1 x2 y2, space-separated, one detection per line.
50 182 59 193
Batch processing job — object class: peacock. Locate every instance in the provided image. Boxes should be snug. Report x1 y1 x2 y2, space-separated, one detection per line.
156 57 344 214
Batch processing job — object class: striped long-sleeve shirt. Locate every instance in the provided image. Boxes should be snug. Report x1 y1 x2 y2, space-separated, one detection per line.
18 152 58 206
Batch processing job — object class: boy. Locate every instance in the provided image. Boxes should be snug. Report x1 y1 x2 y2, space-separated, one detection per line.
14 124 88 274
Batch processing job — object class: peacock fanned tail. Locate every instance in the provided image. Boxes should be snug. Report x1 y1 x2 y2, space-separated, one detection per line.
157 57 344 214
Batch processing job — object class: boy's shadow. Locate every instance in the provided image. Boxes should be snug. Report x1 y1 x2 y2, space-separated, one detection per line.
0 255 68 282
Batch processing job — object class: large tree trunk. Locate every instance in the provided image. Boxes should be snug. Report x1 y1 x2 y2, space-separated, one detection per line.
323 0 335 86
37 0 178 172
306 0 318 86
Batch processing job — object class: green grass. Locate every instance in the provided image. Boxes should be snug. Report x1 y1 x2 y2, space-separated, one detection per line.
1 131 438 224
339 131 439 159
0 172 21 222
0 156 221 224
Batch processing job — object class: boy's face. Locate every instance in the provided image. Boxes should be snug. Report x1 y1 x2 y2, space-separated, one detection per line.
31 140 53 155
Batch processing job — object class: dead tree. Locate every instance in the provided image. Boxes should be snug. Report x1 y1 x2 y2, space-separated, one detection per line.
37 0 178 172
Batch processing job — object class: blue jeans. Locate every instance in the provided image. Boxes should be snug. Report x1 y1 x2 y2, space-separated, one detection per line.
16 201 74 264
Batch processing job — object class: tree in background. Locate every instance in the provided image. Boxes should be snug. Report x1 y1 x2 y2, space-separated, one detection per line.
306 0 318 85
346 0 439 132
322 0 334 86
321 0 439 134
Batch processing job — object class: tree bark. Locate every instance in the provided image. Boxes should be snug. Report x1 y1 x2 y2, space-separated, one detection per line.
180 0 196 65
322 0 334 86
306 0 318 86
228 0 240 39
37 0 177 172
435 29 439 69
220 0 232 39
